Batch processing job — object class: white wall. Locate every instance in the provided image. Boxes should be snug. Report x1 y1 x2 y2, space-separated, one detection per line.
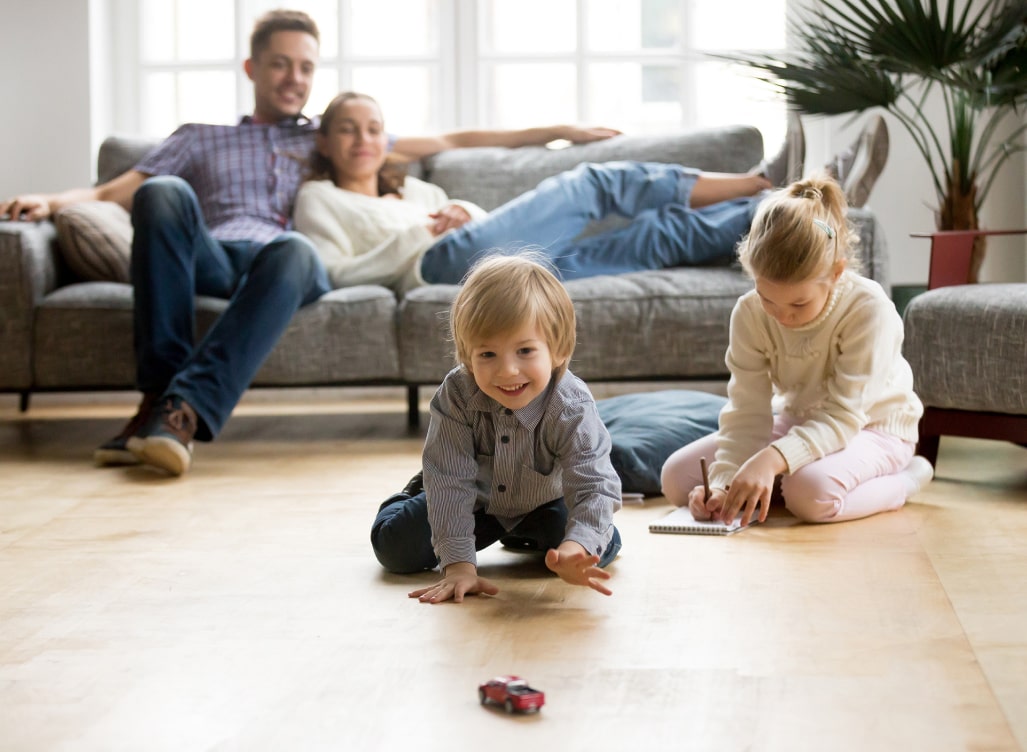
0 0 94 195
2 0 1024 285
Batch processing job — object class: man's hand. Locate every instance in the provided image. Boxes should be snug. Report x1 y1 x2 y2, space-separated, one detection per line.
1 194 53 222
545 541 612 596
428 204 472 236
408 561 499 604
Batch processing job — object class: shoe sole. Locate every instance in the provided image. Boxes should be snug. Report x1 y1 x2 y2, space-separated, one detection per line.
127 435 192 476
93 447 141 466
846 117 889 208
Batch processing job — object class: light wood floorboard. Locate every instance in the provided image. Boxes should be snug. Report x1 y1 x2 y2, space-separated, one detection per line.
1 389 1025 751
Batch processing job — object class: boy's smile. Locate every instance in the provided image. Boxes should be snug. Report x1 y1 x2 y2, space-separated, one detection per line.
469 323 564 411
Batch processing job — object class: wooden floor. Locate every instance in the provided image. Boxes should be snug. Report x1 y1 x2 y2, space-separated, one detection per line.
2 388 1025 752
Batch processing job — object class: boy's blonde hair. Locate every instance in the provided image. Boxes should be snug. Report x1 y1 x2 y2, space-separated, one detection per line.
450 253 576 381
738 172 861 283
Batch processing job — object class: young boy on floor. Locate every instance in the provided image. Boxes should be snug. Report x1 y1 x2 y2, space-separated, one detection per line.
370 253 622 603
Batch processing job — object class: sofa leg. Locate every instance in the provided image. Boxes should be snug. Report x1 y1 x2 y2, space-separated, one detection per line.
19 391 30 413
915 435 940 467
407 386 420 429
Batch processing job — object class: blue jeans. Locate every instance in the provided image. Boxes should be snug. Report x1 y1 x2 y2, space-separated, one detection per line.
420 161 761 284
130 176 330 440
370 490 623 574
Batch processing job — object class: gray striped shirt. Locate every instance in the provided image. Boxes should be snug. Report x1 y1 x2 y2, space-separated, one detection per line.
423 366 621 569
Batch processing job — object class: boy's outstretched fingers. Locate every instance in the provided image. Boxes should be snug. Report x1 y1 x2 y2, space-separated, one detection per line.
544 549 613 596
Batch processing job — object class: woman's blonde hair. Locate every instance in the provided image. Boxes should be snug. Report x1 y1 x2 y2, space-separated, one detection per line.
738 172 860 283
450 252 576 381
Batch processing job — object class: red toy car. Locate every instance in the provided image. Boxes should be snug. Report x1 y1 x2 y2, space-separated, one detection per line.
478 675 545 714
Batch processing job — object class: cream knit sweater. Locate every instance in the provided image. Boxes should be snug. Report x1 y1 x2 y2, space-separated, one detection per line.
293 177 487 294
709 270 923 490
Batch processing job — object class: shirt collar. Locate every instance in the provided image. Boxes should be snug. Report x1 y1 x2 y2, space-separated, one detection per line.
468 374 559 432
239 114 317 128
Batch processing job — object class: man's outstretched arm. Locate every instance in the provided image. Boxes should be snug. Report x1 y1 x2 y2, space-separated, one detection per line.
2 170 148 222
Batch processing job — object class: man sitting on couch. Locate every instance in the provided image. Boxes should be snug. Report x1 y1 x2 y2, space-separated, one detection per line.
0 9 619 478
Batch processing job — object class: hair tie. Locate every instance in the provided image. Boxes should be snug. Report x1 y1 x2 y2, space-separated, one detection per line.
812 218 835 239
800 186 822 201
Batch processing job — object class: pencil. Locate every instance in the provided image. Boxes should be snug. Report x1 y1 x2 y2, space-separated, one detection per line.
700 456 710 503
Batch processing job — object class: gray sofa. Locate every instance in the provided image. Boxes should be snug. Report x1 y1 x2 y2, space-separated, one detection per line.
0 125 889 425
901 230 1027 466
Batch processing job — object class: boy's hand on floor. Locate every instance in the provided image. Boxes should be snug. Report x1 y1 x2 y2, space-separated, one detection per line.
545 543 612 596
409 561 499 604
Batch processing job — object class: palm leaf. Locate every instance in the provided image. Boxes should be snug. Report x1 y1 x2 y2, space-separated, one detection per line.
717 0 1027 243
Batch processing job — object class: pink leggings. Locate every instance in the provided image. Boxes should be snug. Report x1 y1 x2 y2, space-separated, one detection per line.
660 416 916 523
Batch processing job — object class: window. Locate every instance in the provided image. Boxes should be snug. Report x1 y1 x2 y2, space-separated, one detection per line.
120 0 788 150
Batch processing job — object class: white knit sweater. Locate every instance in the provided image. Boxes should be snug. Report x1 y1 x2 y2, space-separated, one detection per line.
293 177 487 293
709 270 923 490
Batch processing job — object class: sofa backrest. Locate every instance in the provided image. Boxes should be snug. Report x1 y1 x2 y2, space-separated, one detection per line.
422 125 764 211
95 125 765 211
97 136 163 185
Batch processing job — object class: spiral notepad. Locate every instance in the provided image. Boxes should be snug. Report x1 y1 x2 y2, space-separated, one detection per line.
648 507 756 536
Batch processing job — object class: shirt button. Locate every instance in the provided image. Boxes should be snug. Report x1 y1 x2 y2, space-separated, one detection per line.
498 484 507 493
501 435 510 443
504 409 513 416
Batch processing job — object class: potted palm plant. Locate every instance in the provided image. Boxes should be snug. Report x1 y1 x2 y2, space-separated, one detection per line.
721 0 1027 282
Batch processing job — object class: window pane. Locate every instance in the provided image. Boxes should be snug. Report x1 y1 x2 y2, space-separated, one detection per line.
141 0 234 63
587 62 682 134
480 0 576 54
691 0 786 50
352 67 433 136
248 0 338 57
178 71 238 125
693 61 786 156
305 68 340 122
140 70 237 137
349 0 437 57
140 1 175 62
586 0 682 52
486 64 577 128
141 73 178 137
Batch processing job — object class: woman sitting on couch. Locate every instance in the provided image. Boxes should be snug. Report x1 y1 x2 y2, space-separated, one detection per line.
293 91 782 294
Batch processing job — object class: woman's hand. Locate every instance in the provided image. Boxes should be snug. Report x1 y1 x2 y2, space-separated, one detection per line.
428 204 472 236
545 542 612 596
709 447 784 526
408 561 498 604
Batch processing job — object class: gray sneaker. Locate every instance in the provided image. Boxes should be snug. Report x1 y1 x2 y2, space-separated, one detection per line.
753 111 805 187
835 115 889 208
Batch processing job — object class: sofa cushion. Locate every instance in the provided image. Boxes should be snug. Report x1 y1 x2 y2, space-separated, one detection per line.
597 389 726 494
903 283 1027 414
397 267 752 385
53 201 133 283
422 126 765 211
32 283 403 388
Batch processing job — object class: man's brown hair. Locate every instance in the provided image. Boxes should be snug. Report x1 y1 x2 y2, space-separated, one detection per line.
250 9 319 60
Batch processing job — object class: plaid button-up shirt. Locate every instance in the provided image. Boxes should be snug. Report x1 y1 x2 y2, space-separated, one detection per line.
134 116 318 244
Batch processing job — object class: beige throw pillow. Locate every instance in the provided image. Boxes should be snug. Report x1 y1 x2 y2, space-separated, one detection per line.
54 201 132 282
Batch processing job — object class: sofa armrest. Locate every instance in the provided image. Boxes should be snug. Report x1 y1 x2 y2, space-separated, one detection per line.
848 207 889 292
0 220 60 389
